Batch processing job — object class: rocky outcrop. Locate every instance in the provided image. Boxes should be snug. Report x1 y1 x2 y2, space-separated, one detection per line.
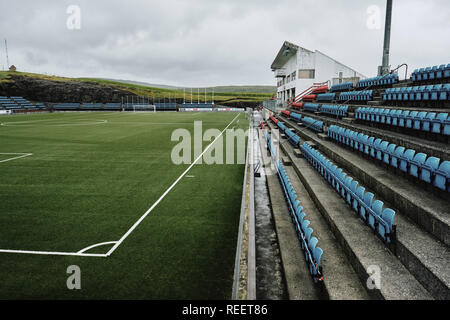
0 75 135 103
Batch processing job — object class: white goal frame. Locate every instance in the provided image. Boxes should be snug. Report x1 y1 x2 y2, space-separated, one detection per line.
133 104 156 112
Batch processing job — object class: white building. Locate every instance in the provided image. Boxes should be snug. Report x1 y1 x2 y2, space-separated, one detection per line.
271 41 365 103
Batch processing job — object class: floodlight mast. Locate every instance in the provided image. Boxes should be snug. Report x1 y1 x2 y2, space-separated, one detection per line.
5 39 9 68
378 0 393 76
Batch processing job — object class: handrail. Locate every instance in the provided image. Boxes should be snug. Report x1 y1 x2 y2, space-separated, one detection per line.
284 80 330 109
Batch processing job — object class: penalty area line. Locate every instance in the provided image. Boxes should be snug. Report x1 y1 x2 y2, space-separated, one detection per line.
0 153 33 163
0 248 107 258
105 113 242 257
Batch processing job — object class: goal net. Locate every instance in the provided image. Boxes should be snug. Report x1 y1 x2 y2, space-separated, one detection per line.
133 104 156 112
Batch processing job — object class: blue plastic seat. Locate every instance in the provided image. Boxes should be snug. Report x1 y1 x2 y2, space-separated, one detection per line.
371 138 382 158
377 141 389 161
369 200 384 230
384 143 397 165
439 84 450 101
405 111 418 128
430 84 443 101
365 137 374 155
444 64 450 78
398 110 410 127
360 192 374 221
398 88 406 101
313 247 323 272
360 134 369 153
429 66 438 80
343 176 352 199
375 108 384 122
411 69 418 81
423 67 432 81
385 109 395 125
431 113 449 134
422 85 434 100
378 209 395 243
422 113 436 132
413 112 427 130
380 109 390 123
409 153 427 178
383 88 390 101
399 149 416 173
433 161 450 192
391 146 405 168
391 109 402 126
353 186 365 213
436 64 445 79
420 157 440 184
416 86 427 100
417 68 425 81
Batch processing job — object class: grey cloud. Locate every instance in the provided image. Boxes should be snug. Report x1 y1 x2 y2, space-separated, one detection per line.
0 0 448 86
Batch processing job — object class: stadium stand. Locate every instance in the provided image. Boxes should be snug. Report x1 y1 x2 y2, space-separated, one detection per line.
301 94 316 102
81 103 103 110
339 90 373 102
0 96 46 111
303 103 319 113
356 108 449 137
311 85 329 94
301 142 396 244
53 103 80 110
383 84 450 103
330 82 353 92
357 73 399 88
327 124 449 193
104 103 121 110
411 63 450 83
181 103 213 109
291 102 303 110
320 104 348 117
316 93 335 102
263 126 324 283
263 59 450 298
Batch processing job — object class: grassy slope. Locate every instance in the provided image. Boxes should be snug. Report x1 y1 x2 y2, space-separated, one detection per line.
0 71 274 104
0 111 248 299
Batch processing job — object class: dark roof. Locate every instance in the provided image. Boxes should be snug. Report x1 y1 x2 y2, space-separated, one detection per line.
270 41 299 70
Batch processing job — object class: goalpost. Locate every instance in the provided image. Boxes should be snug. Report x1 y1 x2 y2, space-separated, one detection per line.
132 104 156 112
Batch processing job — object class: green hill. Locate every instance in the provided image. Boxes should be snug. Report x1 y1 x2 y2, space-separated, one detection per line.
0 71 274 107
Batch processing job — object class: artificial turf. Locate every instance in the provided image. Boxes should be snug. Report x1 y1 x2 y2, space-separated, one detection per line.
0 111 248 299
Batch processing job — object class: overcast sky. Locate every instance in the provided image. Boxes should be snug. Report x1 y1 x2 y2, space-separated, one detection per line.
0 0 448 87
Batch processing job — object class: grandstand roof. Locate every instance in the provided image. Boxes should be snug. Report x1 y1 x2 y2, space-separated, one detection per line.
270 41 300 70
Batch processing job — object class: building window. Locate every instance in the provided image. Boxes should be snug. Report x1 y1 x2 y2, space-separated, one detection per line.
298 69 315 79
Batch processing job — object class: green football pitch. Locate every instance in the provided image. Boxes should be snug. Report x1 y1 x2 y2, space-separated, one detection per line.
0 111 249 299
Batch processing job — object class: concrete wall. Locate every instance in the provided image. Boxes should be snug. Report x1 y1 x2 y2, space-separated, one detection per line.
275 46 365 103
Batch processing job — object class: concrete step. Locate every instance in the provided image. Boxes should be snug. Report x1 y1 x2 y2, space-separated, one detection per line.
280 116 450 246
269 130 433 300
257 129 321 300
269 119 450 299
282 159 371 300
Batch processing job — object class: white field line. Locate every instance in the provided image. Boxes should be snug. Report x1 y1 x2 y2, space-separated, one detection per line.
1 119 107 127
0 153 33 163
0 113 241 258
0 248 107 257
77 241 118 254
105 113 241 257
